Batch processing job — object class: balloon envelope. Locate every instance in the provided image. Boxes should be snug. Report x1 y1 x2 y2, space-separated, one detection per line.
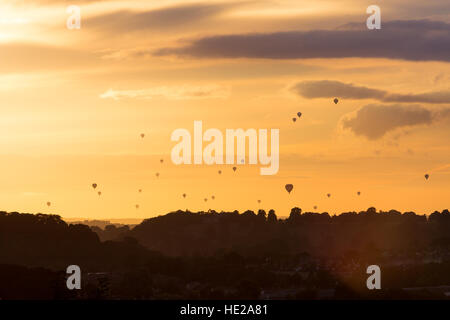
327 193 331 198
232 167 237 172
297 112 302 118
292 117 297 122
92 183 97 189
46 202 51 207
140 133 145 138
334 98 339 104
285 184 293 193
425 174 429 180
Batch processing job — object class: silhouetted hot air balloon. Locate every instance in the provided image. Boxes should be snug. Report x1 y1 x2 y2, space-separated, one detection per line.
314 205 317 210
182 193 186 198
285 184 293 194
139 189 142 193
297 112 302 118
232 167 237 172
257 200 261 204
327 193 331 198
136 204 140 209
425 174 430 180
98 191 102 196
92 183 97 189
46 202 51 207
357 191 361 196
211 195 215 200
218 170 222 175
160 159 163 163
204 198 208 202
292 117 297 123
334 98 339 104
140 133 145 138
155 172 160 178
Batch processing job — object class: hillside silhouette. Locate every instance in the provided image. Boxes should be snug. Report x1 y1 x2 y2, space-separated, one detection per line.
1 208 449 299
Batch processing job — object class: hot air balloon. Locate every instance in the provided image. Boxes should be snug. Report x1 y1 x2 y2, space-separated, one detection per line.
327 193 331 198
182 193 186 198
285 184 293 194
160 159 164 163
218 170 222 175
46 202 51 207
211 195 215 200
333 98 339 104
292 117 297 123
425 174 429 180
232 167 237 172
136 204 140 209
155 172 160 178
297 112 302 118
257 200 261 204
98 191 102 196
138 189 142 193
92 183 97 189
204 198 208 202
357 191 361 196
140 133 145 138
313 205 317 210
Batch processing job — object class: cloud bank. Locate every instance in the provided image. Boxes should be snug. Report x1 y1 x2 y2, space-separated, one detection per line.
341 104 450 139
154 20 450 62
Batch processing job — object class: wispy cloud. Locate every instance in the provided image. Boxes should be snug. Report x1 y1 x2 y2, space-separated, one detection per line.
86 3 235 33
291 80 450 104
99 85 231 100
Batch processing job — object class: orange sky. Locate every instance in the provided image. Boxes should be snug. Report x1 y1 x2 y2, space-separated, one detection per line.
0 0 449 219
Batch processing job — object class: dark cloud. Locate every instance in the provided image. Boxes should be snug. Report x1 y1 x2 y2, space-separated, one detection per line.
341 104 450 139
291 80 450 104
154 20 450 62
292 80 385 100
85 4 234 32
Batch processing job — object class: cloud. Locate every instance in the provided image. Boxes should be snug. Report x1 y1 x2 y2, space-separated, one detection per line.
154 20 450 62
86 3 234 32
291 80 450 104
341 104 450 139
99 85 230 100
292 80 385 100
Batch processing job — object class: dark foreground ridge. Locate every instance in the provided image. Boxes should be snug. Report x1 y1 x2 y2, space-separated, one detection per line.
0 208 449 299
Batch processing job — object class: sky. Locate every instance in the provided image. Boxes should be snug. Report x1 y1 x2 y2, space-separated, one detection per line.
0 0 449 220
